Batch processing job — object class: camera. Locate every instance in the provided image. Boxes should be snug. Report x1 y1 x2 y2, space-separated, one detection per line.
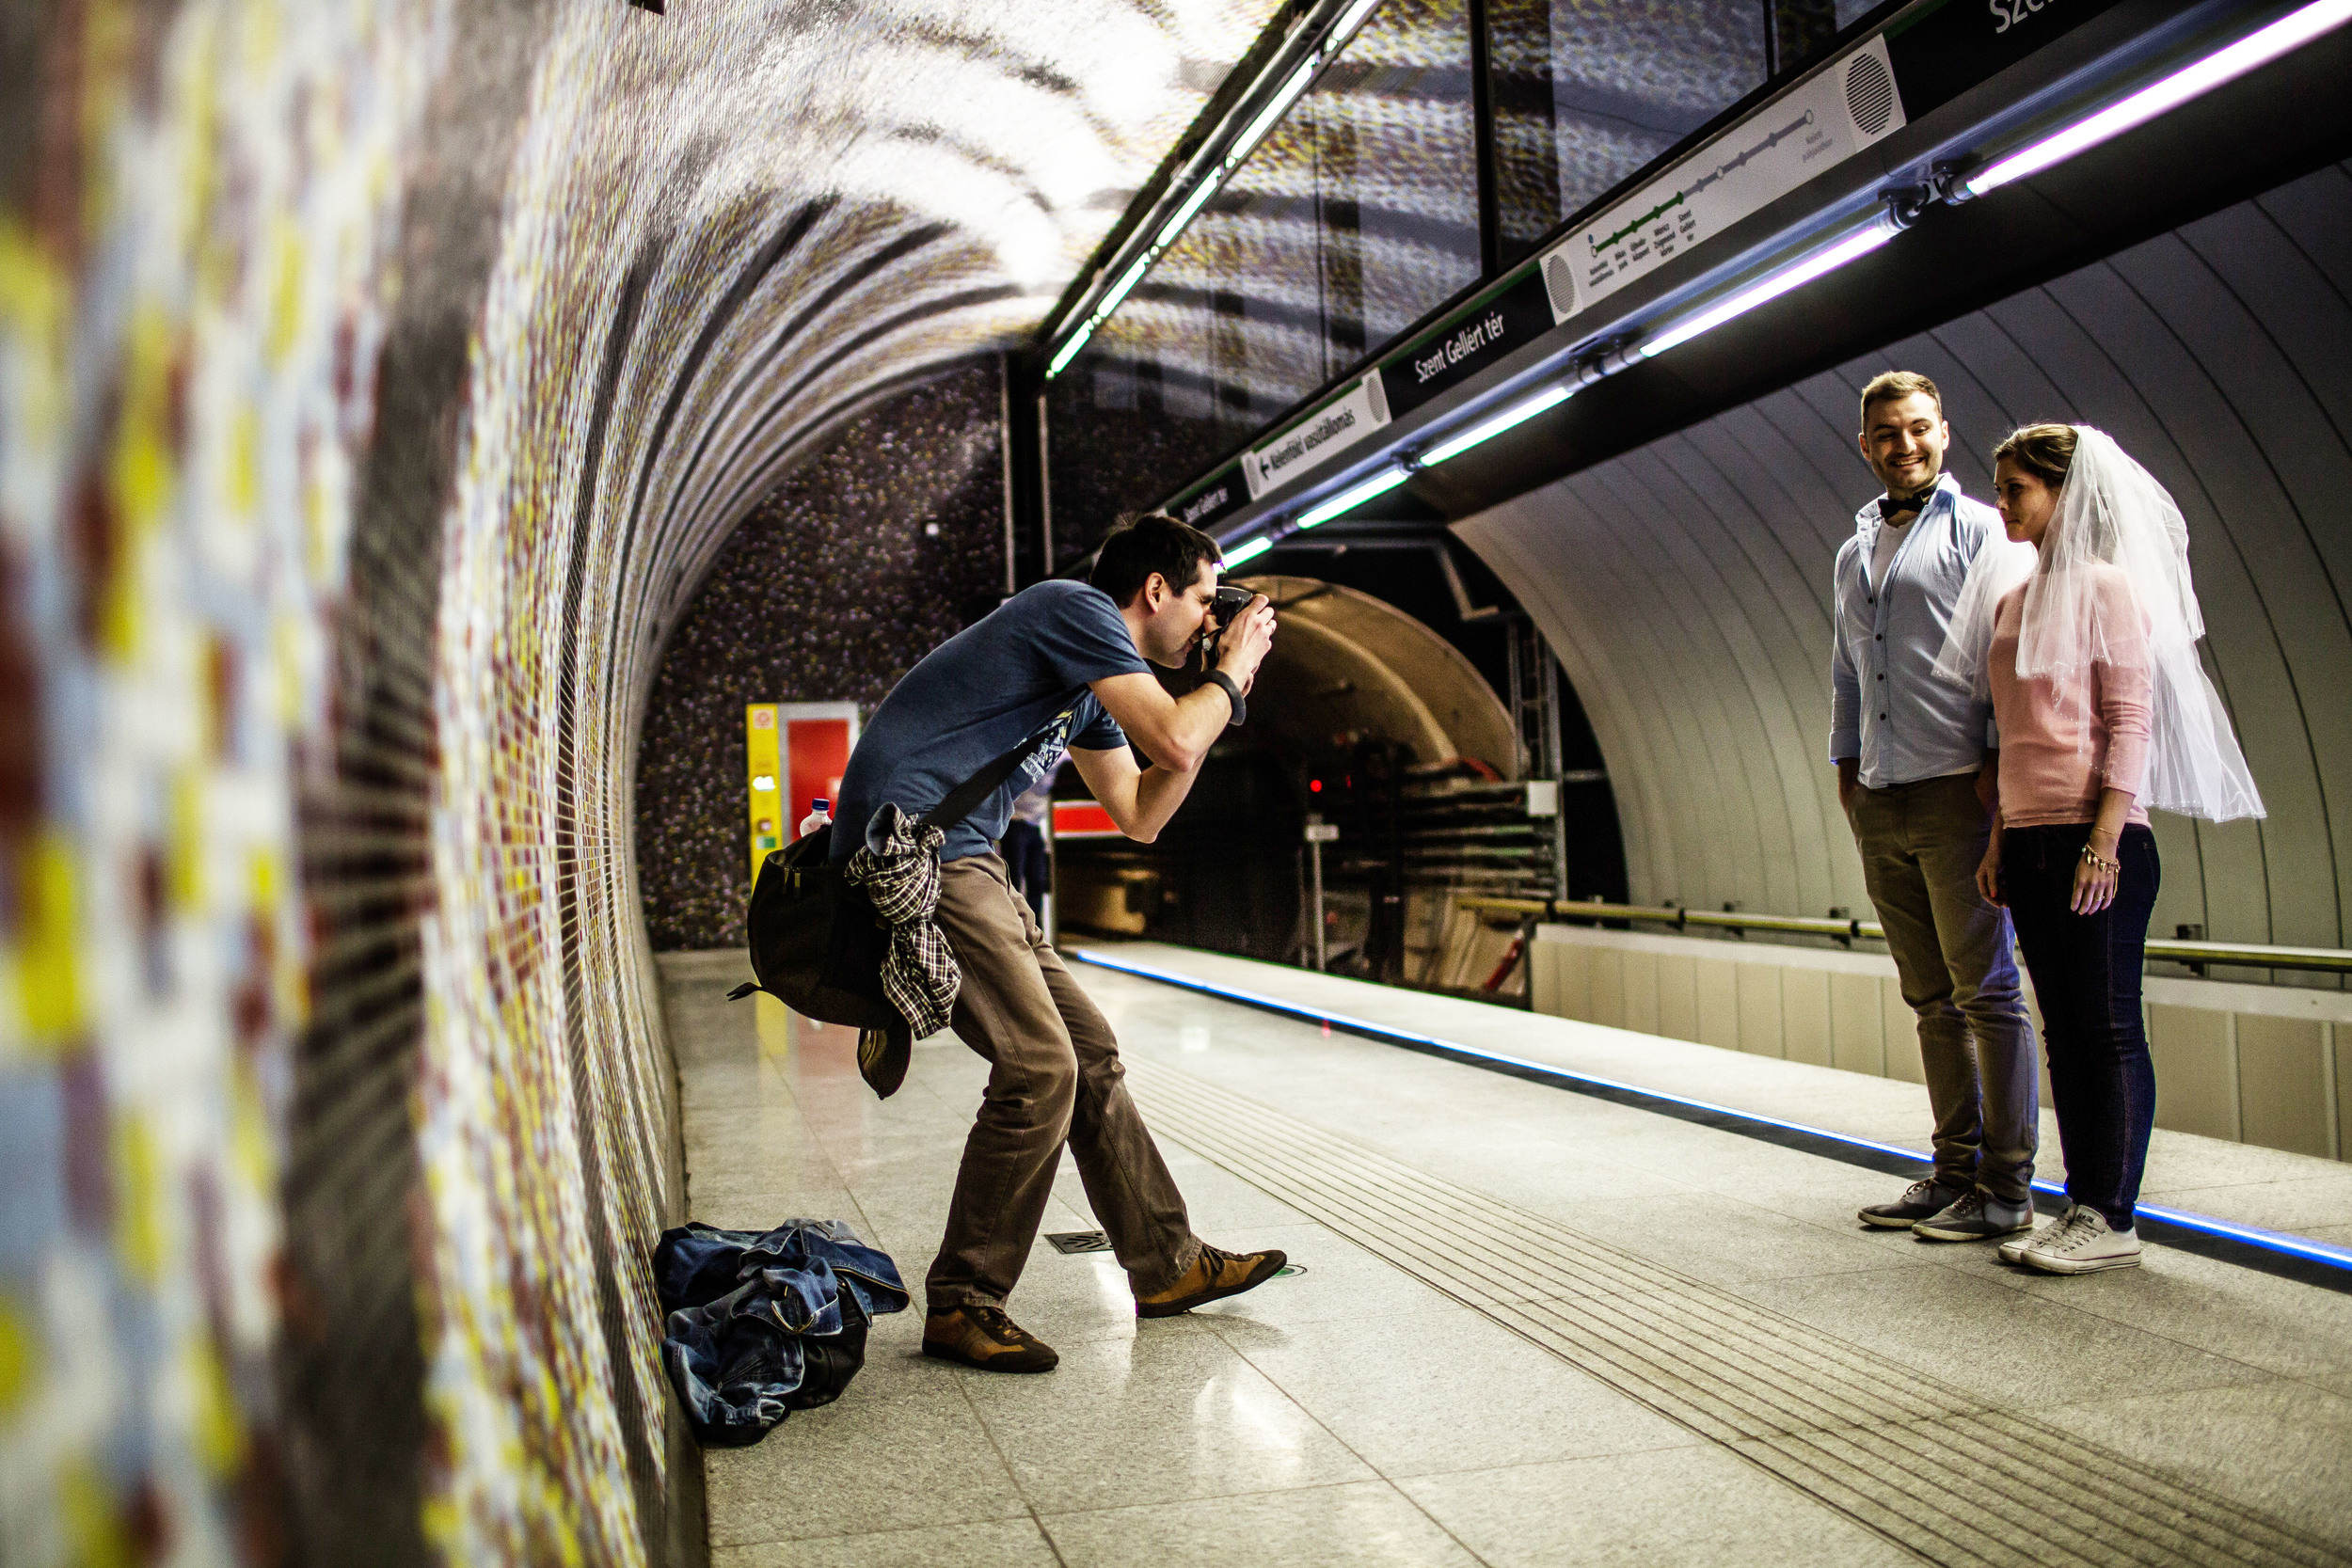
1200 583 1260 670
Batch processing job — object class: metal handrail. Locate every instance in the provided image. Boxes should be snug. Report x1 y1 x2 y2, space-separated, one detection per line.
1454 895 2352 974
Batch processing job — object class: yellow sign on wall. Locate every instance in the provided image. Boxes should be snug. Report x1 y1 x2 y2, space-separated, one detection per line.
746 706 783 877
745 703 860 879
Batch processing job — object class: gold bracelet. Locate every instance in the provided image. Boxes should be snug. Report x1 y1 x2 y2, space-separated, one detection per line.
2079 844 2120 875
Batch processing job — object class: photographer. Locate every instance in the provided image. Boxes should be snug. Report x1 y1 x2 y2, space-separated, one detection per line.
828 513 1280 1372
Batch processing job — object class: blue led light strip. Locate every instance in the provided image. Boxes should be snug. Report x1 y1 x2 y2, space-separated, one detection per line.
1071 947 2352 1285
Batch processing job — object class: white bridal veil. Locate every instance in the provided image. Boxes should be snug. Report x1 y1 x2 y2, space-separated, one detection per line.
1931 425 2265 823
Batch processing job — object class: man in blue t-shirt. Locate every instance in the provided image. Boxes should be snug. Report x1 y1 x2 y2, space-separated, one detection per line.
833 515 1281 1373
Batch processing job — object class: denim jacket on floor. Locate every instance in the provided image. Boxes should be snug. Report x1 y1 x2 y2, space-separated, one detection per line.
654 1218 910 1445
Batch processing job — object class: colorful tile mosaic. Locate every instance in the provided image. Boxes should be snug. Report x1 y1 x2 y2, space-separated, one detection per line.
2 3 1280 1563
0 3 452 1562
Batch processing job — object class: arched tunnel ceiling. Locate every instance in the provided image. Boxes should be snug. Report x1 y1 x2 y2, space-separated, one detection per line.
509 0 1286 673
1455 160 2352 960
0 4 1298 1557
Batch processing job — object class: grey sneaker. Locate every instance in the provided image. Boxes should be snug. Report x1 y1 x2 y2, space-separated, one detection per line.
1859 1178 1966 1229
2016 1205 2140 1275
1912 1190 2035 1243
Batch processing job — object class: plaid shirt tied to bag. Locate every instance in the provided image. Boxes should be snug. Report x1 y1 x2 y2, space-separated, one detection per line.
844 804 959 1039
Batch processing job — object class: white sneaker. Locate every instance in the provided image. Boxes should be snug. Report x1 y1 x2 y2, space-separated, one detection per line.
1996 1219 2058 1265
2015 1205 2141 1275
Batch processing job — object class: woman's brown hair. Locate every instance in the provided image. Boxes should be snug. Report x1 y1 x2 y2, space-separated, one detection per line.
1992 423 2078 489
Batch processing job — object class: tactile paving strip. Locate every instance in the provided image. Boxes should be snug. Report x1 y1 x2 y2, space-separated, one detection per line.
1130 1063 2351 1568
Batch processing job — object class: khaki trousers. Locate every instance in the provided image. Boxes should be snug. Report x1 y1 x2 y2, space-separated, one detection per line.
1848 774 2040 1202
927 853 1199 1312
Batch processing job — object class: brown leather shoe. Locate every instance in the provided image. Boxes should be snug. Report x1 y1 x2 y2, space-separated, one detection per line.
1134 1243 1287 1319
921 1306 1058 1372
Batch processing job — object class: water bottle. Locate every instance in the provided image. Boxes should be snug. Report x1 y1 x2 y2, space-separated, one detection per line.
798 797 833 838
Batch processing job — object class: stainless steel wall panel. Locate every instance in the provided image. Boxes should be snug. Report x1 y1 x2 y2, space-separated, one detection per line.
2259 165 2352 297
2116 222 2352 947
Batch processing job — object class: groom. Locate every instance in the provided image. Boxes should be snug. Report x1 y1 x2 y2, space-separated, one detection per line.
1830 371 2039 1243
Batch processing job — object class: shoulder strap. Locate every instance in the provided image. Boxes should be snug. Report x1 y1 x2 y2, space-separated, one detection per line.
918 693 1085 834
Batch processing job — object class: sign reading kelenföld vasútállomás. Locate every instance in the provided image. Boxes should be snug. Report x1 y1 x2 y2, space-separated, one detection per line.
1241 375 1391 499
1376 268 1554 423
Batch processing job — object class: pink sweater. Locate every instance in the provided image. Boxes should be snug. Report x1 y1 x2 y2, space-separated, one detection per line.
1988 570 2153 829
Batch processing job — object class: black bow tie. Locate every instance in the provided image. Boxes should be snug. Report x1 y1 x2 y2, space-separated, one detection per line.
1878 484 1938 522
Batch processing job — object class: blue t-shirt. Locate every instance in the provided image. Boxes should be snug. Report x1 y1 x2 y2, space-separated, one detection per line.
832 580 1148 863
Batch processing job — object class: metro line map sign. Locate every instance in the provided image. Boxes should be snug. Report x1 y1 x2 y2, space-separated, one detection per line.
1537 35 1908 325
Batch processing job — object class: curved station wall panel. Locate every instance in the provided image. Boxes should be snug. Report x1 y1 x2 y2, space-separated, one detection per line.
1457 161 2352 964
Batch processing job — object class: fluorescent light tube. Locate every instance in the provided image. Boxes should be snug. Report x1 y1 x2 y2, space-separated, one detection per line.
1640 220 1896 359
1228 57 1320 168
1966 0 2352 197
1296 465 1408 528
1094 252 1154 321
1222 536 1274 567
1329 0 1383 43
1046 319 1096 379
1155 169 1224 249
1420 385 1573 467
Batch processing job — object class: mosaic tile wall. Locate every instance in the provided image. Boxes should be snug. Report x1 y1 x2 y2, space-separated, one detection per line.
636 365 1009 953
1 2 1279 1564
0 7 456 1566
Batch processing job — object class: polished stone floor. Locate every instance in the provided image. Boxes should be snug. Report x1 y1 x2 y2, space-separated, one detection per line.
658 943 2352 1568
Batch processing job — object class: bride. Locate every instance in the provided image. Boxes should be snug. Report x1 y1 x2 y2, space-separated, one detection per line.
1934 424 2262 1276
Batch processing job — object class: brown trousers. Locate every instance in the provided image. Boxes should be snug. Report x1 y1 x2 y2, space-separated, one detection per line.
927 853 1199 1312
1849 773 2040 1203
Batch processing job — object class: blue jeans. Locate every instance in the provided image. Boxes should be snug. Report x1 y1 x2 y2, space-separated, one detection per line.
2000 822 2159 1230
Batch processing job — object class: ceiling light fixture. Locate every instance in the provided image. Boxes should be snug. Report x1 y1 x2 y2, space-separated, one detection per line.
1154 171 1226 249
1419 385 1574 467
1094 253 1153 322
1296 465 1409 529
1228 58 1320 170
1328 0 1383 46
1045 1 1388 379
1639 215 1899 360
1046 321 1096 378
1223 536 1275 567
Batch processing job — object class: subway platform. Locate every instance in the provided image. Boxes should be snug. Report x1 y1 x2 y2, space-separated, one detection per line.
660 942 2352 1568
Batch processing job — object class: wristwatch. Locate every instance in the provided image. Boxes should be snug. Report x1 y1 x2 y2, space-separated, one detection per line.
1203 670 1247 728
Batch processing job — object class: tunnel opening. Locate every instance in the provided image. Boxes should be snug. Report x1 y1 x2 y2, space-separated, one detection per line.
1051 571 1627 1001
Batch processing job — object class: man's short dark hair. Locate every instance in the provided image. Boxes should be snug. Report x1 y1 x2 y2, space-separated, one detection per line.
1089 513 1224 608
1859 370 1942 430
